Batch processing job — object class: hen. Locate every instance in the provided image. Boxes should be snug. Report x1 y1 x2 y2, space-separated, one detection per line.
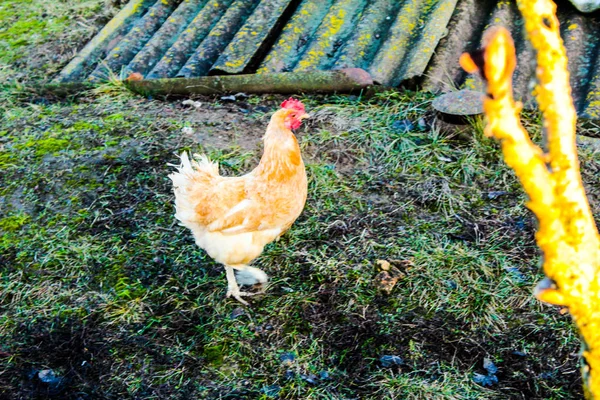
169 99 309 305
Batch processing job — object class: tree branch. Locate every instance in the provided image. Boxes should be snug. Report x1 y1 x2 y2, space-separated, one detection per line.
460 1 600 397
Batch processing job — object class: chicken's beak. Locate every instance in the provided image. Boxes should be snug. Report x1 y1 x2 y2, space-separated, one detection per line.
299 113 310 120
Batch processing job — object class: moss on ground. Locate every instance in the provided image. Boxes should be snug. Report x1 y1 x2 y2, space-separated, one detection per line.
0 0 113 82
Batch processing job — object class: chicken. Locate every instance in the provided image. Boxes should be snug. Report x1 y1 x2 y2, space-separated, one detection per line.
169 98 309 305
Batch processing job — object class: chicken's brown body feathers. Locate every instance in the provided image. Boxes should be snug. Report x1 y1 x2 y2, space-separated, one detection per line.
170 108 307 268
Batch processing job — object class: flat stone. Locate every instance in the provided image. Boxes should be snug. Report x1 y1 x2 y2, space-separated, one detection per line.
380 355 404 367
38 369 59 384
432 90 484 116
569 0 600 12
279 352 295 366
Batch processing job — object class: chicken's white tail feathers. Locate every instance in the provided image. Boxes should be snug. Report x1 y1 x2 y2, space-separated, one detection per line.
234 266 269 286
192 153 219 174
179 151 193 171
169 151 219 187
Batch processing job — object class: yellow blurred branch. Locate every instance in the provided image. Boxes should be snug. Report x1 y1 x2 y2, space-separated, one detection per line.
460 0 600 397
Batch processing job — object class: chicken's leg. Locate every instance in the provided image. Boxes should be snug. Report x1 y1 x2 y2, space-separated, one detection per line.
224 265 255 306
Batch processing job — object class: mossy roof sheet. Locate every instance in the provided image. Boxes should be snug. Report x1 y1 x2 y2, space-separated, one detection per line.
56 0 600 118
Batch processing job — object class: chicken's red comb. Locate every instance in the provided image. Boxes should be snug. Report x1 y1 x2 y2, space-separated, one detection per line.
281 98 305 112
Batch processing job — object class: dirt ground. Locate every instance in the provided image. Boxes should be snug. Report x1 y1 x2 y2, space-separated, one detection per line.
2 1 600 399
2 90 595 399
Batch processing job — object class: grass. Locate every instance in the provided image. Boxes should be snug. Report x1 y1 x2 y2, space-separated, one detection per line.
1 1 600 399
0 0 112 82
1 88 594 399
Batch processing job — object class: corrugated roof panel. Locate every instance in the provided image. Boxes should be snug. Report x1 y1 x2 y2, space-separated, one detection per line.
89 0 181 81
332 0 400 71
123 0 209 78
423 0 600 119
292 0 368 72
177 0 260 77
56 0 457 85
584 62 600 119
210 0 299 75
55 0 600 119
256 0 334 74
145 0 234 79
368 0 458 86
55 0 156 83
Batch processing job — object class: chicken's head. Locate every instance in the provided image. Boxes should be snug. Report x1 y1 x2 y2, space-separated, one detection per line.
281 98 309 130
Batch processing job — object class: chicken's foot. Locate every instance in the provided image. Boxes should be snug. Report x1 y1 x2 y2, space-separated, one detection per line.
225 266 260 306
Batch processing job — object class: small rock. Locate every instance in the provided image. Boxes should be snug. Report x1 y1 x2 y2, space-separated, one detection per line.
375 270 402 295
473 372 498 387
376 259 391 271
300 373 318 385
445 280 458 290
487 191 509 200
262 385 281 397
569 0 600 12
319 370 330 380
38 369 60 384
417 117 429 131
230 307 245 319
152 256 164 265
483 357 498 375
220 95 237 102
392 119 414 132
234 92 249 99
182 126 194 135
380 355 404 368
254 105 270 113
285 370 295 380
279 352 296 366
36 369 64 393
375 260 405 295
182 99 202 109
238 108 249 114
505 266 526 283
432 90 484 117
513 217 526 231
512 350 527 357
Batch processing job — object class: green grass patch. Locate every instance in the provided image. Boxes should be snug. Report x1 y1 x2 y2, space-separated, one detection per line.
0 213 30 232
0 0 107 82
1 89 593 398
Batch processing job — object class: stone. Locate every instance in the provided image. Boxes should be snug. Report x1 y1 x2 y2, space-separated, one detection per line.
432 90 484 116
569 0 600 12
